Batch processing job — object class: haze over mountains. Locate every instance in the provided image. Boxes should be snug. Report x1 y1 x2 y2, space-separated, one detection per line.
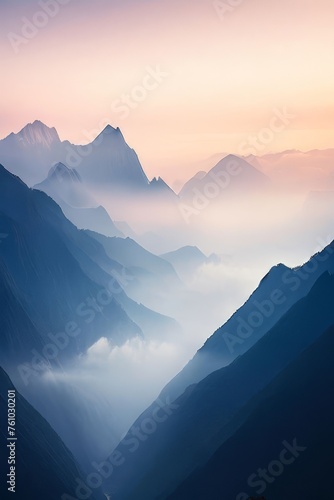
103 244 334 500
0 163 182 467
1 121 334 499
2 121 334 258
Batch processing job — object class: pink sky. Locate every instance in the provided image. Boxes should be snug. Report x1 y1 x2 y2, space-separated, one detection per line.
1 0 334 183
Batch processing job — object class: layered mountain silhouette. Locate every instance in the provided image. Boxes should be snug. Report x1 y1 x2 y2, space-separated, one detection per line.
0 164 180 466
0 164 178 360
0 164 140 365
0 121 178 242
1 121 333 500
246 148 334 192
162 242 334 401
0 367 102 500
34 162 123 236
34 162 96 207
103 245 334 499
0 121 174 198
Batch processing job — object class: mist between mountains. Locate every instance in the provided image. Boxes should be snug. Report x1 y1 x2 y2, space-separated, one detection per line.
61 396 179 500
16 267 135 387
222 235 334 354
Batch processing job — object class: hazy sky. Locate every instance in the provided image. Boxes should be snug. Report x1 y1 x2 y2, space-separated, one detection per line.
1 0 334 182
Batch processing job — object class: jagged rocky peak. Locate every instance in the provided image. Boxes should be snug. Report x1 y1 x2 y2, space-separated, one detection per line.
16 120 60 147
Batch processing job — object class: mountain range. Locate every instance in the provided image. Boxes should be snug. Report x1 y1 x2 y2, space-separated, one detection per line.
101 242 334 499
0 163 180 467
1 121 333 499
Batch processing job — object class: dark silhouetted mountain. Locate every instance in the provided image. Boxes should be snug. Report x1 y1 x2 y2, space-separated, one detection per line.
0 164 181 467
0 164 180 363
103 263 334 499
0 367 102 500
0 259 42 364
163 242 334 401
0 164 142 364
168 324 334 500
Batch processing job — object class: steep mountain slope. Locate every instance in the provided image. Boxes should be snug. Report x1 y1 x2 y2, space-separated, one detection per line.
75 125 150 191
34 162 123 236
0 164 179 353
0 164 181 467
0 120 64 185
85 230 182 333
0 164 142 364
163 242 334 401
150 176 178 201
169 324 334 500
104 269 334 499
0 367 102 500
34 161 96 207
178 171 207 197
0 259 42 365
87 231 180 282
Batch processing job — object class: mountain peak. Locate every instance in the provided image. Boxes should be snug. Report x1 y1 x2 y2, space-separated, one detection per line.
16 120 60 148
47 162 81 183
150 176 177 196
94 125 125 142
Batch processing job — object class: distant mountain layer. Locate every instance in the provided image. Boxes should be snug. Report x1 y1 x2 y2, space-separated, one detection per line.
179 154 270 200
160 245 216 281
0 121 173 201
247 148 334 192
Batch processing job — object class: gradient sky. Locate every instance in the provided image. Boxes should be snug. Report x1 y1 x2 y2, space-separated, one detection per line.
1 0 334 183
